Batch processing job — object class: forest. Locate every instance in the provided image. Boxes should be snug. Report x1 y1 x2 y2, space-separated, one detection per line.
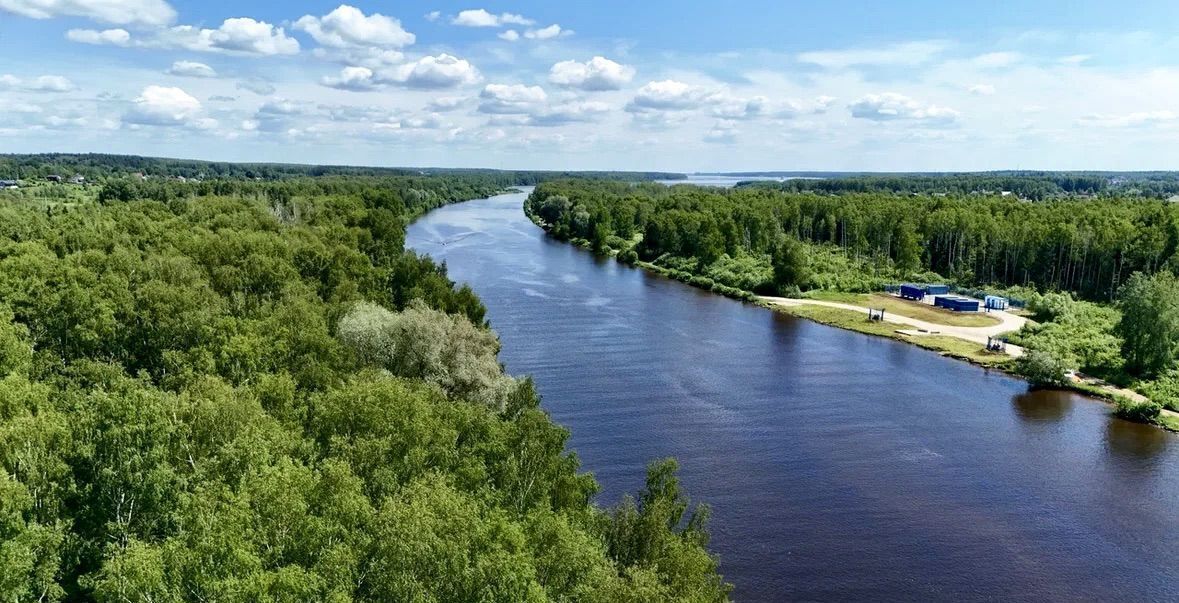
525 179 1179 423
733 171 1179 199
0 168 728 600
0 153 684 184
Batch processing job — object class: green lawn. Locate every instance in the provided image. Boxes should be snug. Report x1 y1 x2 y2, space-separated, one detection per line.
805 291 1003 328
772 303 1012 368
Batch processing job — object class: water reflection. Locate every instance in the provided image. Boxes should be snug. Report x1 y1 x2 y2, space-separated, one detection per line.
1012 388 1074 422
1105 417 1169 460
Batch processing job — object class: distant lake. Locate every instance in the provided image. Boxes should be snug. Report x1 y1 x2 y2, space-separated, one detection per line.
657 175 798 187
408 188 1179 602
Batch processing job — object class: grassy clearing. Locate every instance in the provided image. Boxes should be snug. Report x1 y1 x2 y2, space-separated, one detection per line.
770 302 1012 368
805 291 1003 328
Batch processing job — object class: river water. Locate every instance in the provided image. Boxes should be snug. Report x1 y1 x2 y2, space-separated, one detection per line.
407 188 1179 602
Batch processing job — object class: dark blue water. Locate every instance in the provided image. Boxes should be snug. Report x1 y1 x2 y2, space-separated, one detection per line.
408 189 1179 602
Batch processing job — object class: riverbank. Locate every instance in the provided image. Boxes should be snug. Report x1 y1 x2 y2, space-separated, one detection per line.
418 190 1179 602
761 296 1179 432
525 206 1179 433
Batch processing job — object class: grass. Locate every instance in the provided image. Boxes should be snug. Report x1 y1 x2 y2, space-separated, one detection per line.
804 291 1003 328
771 302 1013 368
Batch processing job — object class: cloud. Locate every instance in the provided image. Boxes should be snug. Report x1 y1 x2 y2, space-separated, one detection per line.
324 54 481 91
0 0 175 27
424 10 440 22
381 53 480 89
848 93 960 124
704 123 738 143
972 51 1022 69
968 84 995 96
123 85 203 126
1059 54 1091 65
798 40 948 69
478 83 548 114
524 24 564 40
66 28 130 46
498 29 519 42
322 66 378 91
154 19 299 56
427 96 469 112
451 9 533 27
294 5 414 49
710 96 771 120
236 78 275 95
251 98 313 132
549 56 635 91
0 74 75 92
167 60 216 78
626 80 718 111
527 101 611 126
1077 111 1177 128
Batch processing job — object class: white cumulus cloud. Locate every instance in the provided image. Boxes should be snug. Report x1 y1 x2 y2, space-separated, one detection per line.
524 24 563 40
498 29 519 42
451 8 533 27
0 0 176 27
123 85 204 126
167 60 216 78
295 5 414 49
848 92 960 124
66 27 130 46
381 54 480 89
0 73 75 92
478 83 548 114
968 84 995 96
322 66 378 91
549 56 635 91
157 18 299 56
627 80 718 111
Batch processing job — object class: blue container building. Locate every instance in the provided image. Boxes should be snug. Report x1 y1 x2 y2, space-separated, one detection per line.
925 284 951 296
934 295 980 312
899 284 926 300
984 295 1009 310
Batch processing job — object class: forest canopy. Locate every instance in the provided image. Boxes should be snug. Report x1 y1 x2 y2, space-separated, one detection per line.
0 166 728 601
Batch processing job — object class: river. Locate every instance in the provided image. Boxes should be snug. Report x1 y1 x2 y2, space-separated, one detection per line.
407 188 1179 602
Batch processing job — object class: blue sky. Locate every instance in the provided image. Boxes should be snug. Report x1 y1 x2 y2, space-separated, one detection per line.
2 0 1178 171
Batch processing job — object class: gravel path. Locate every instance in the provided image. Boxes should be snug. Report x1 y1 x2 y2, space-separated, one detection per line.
760 296 1028 357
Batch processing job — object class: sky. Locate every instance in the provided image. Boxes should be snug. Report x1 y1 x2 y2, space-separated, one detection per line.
2 0 1179 171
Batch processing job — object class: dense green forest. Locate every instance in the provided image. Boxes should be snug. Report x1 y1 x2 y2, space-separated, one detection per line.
0 153 684 184
0 170 728 600
525 179 1179 423
732 171 1179 200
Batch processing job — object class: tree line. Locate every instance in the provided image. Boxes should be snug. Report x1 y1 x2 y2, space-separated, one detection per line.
0 169 728 601
0 153 684 184
527 180 1179 300
736 171 1179 200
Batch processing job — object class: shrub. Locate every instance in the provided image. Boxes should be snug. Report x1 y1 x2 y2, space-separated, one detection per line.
617 249 639 264
1114 398 1163 424
1015 349 1068 387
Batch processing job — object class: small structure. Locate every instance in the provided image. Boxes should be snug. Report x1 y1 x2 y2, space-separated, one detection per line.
933 295 980 312
70 174 85 184
899 284 926 301
986 336 1007 352
46 175 62 183
0 179 18 189
924 284 951 296
984 295 1009 311
868 308 886 322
